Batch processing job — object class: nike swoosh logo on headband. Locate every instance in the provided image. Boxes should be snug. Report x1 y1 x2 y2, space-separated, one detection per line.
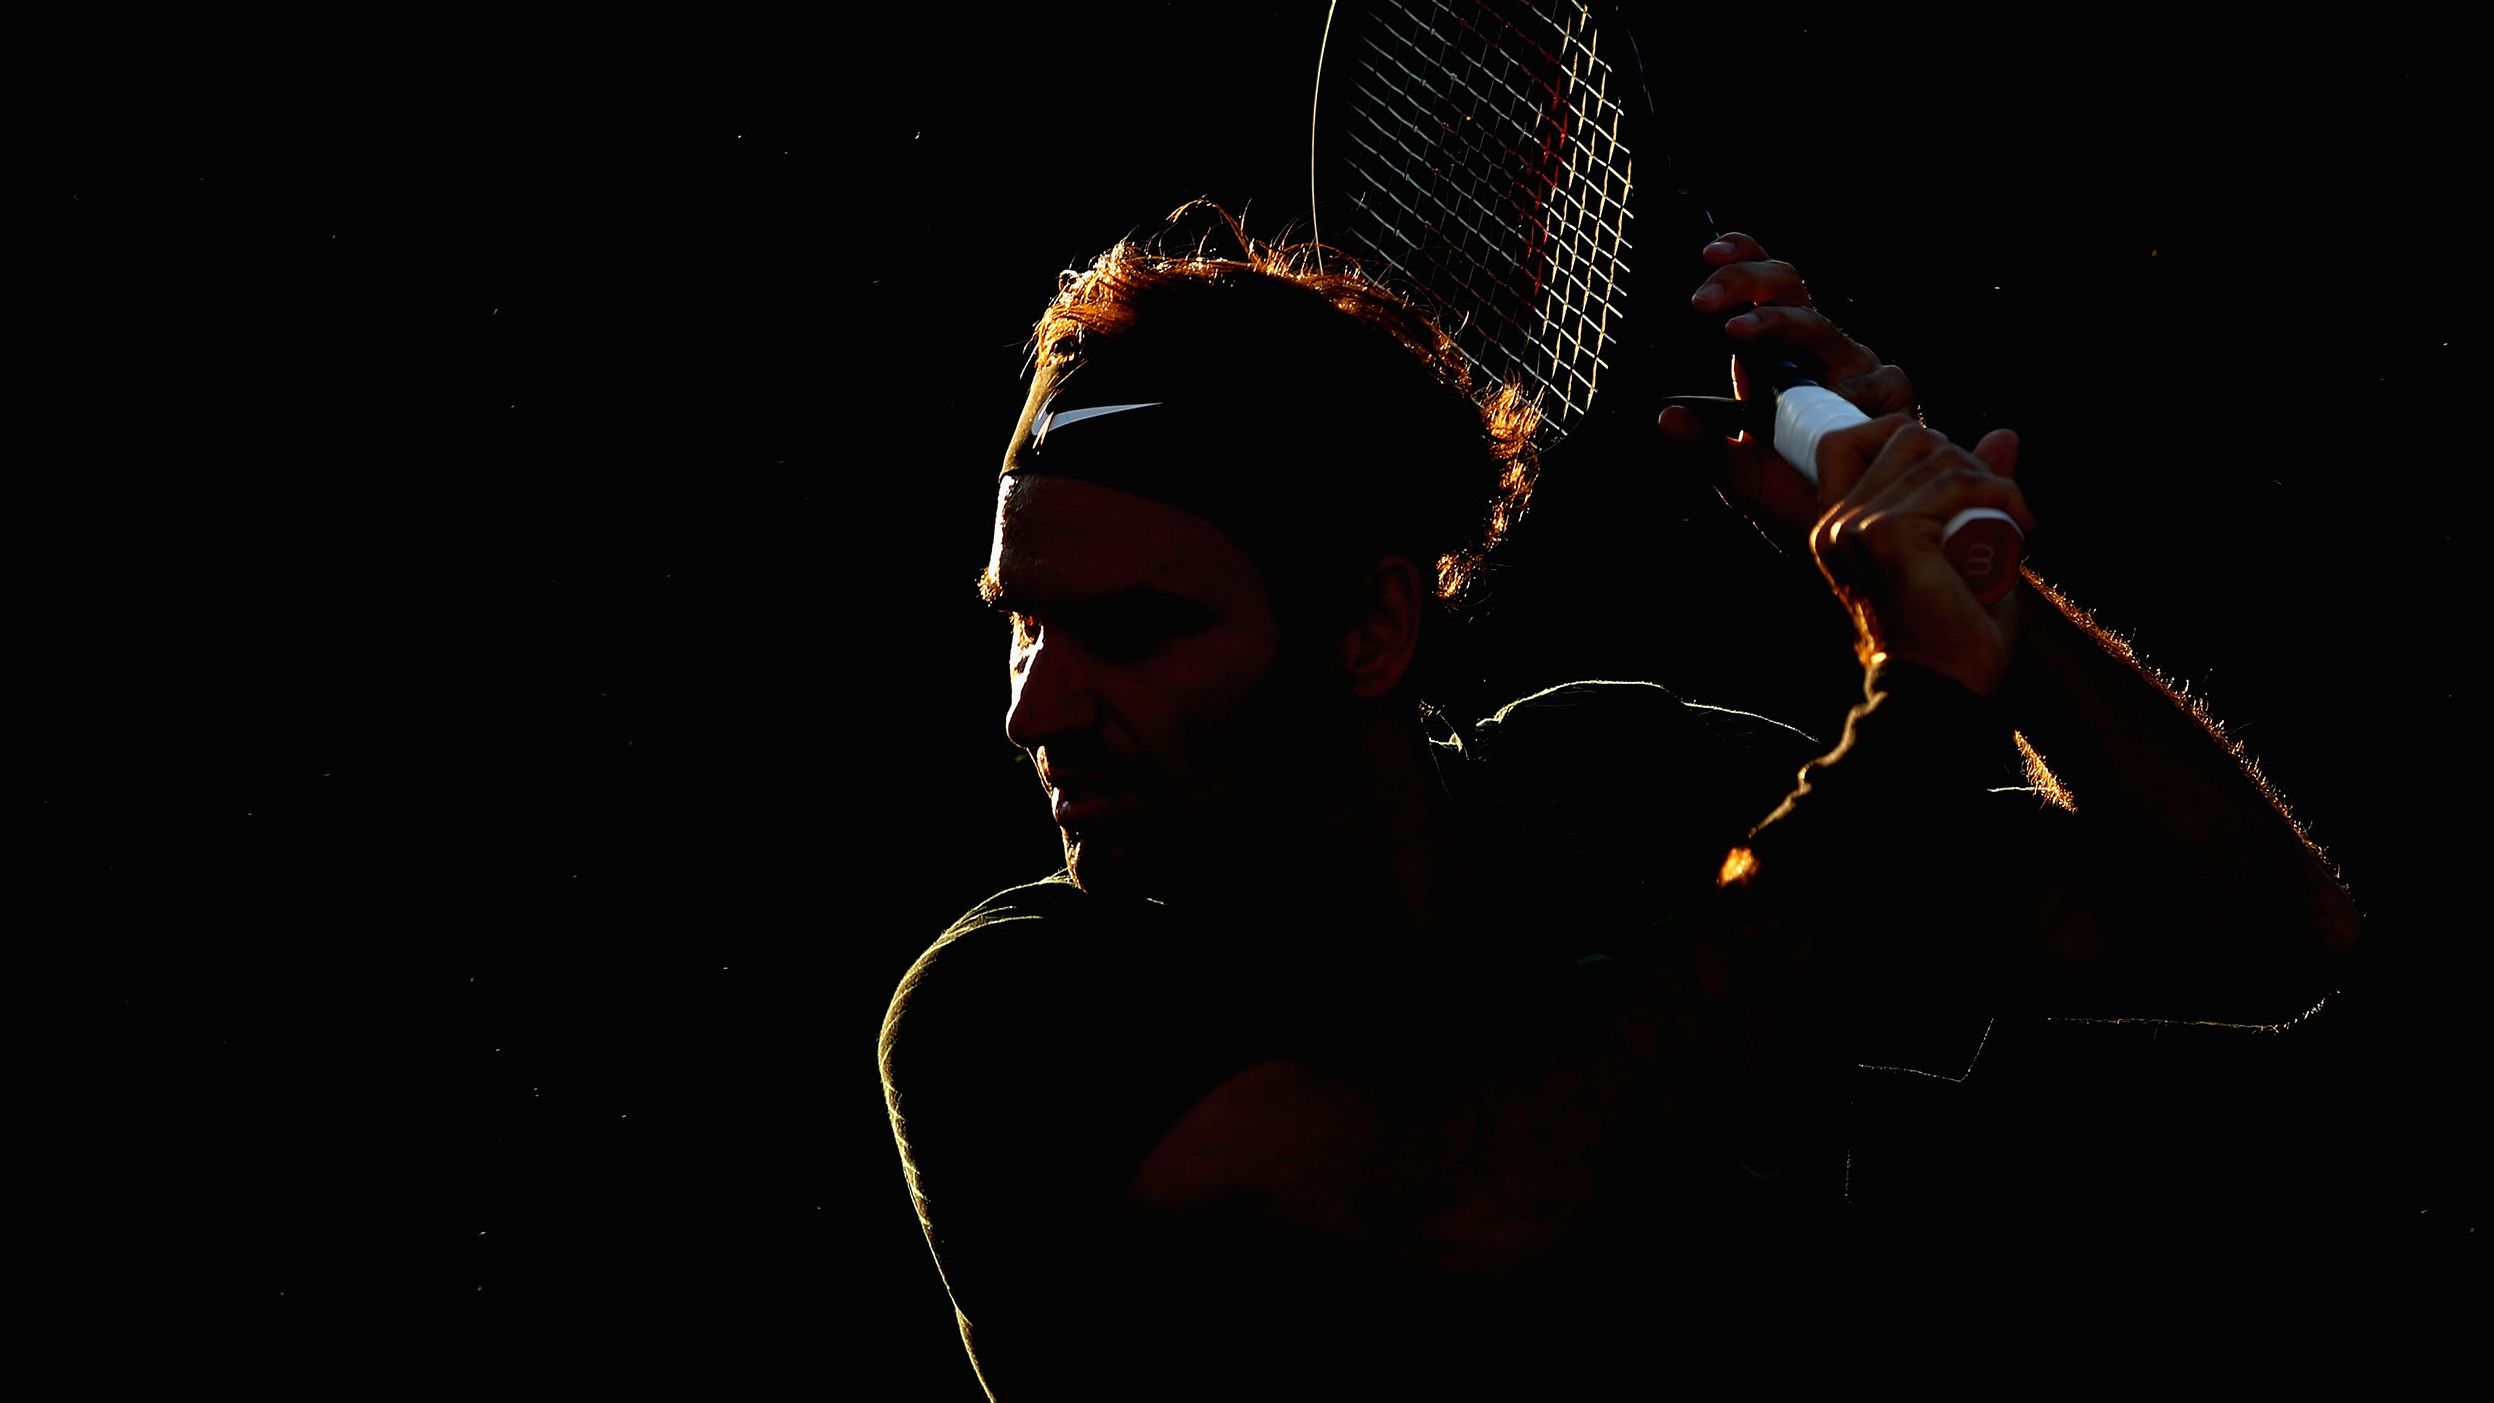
1035 401 1163 443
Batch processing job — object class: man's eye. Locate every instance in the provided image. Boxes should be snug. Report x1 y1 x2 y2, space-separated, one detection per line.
1083 623 1165 662
1077 599 1211 661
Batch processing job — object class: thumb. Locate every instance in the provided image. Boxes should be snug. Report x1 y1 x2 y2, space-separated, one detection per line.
1812 412 1920 501
1719 431 1823 540
1659 403 1820 539
1973 427 2020 480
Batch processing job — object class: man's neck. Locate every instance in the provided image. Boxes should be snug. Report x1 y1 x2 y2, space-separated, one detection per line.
1305 699 1461 942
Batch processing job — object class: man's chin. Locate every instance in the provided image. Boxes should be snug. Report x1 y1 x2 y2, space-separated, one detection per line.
1061 829 1128 895
1062 826 1184 902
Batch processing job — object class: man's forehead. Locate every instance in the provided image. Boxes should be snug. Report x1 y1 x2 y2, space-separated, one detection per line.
988 475 1260 607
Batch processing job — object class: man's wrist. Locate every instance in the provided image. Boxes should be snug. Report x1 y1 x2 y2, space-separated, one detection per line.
1851 652 2018 787
1998 573 2107 737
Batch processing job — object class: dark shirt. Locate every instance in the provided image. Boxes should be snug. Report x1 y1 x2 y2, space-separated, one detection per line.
880 666 2073 1395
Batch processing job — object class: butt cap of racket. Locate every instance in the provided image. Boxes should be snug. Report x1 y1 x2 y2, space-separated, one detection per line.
1941 509 2022 604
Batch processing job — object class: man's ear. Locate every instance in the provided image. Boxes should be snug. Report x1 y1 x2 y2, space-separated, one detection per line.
1339 555 1424 700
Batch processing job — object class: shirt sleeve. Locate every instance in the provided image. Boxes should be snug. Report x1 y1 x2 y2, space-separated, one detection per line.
878 880 1143 1397
879 879 1256 1398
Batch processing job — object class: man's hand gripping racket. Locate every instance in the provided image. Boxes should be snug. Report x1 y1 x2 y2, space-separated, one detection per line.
1661 234 2033 694
1663 234 2028 598
1303 3 2022 686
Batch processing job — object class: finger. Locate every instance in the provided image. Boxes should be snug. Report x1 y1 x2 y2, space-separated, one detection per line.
1810 498 1877 587
1856 449 2039 539
1806 412 1921 503
1972 427 2020 482
1876 464 2036 546
1668 394 1823 541
1724 306 1881 382
1846 427 1983 528
1813 466 2034 584
1718 434 1825 540
1837 364 1918 418
1702 232 1770 266
1692 259 1810 312
1657 403 1712 444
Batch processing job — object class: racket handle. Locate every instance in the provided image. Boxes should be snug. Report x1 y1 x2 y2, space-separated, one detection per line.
1772 385 2023 604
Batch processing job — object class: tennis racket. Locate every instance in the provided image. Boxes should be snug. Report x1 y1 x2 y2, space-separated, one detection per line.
1307 0 2021 601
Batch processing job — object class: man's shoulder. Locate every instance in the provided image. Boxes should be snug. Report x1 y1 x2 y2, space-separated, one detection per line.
882 873 1173 1052
939 871 1094 942
880 873 1097 1097
1433 679 1828 916
889 873 1091 1006
1468 678 1819 761
1454 678 1821 825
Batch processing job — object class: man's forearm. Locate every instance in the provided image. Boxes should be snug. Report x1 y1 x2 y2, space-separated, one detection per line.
2002 573 2362 1021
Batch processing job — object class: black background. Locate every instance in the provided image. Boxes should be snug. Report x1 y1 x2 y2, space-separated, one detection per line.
36 8 2478 1386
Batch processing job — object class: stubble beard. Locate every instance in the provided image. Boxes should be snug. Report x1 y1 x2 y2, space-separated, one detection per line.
1059 660 1362 907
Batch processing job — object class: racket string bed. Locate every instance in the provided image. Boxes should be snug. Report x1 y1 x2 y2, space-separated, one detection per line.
1337 0 1635 432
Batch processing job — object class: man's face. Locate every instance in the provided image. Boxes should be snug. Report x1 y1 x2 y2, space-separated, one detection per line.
985 474 1346 899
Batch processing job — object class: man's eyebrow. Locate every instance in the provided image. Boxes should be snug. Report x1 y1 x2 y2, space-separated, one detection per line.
974 572 1211 623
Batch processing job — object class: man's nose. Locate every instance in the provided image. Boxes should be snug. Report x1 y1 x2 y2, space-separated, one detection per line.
1004 631 1101 751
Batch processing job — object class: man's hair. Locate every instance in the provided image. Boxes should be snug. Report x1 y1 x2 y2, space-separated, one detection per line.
1031 209 1542 616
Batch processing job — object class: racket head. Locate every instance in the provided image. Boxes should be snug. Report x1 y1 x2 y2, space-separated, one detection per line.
1310 1 1864 724
1310 0 1718 445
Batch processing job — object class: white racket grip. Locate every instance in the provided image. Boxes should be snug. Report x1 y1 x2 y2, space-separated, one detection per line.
1773 387 2019 544
1770 384 1865 488
1772 385 2023 601
1942 506 2021 542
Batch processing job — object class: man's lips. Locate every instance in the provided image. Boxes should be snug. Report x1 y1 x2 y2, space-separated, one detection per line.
1040 770 1147 827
